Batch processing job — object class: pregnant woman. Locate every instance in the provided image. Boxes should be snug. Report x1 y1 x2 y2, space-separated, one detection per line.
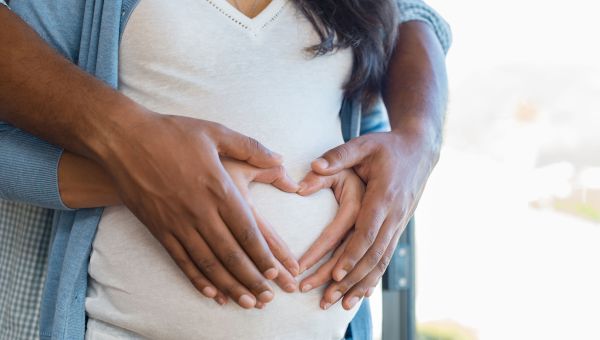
82 0 397 339
1 0 451 338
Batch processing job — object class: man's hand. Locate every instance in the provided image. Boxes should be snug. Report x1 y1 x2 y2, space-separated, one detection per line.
100 113 291 309
300 131 438 309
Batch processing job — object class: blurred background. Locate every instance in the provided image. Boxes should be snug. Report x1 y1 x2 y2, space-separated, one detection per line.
411 0 600 339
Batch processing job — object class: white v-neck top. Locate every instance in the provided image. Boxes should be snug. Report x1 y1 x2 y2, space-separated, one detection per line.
85 0 358 339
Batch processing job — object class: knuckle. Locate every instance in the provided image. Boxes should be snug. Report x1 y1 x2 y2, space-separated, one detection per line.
351 285 367 297
222 284 237 297
198 258 218 274
381 253 392 267
383 190 396 205
238 227 258 247
367 249 384 267
273 165 285 179
329 146 349 162
204 121 227 142
342 260 356 272
189 274 207 287
360 138 378 153
223 251 244 268
361 228 378 246
170 252 191 267
207 179 231 201
324 235 337 249
336 282 350 294
246 137 262 152
210 121 227 135
377 254 392 273
249 279 268 292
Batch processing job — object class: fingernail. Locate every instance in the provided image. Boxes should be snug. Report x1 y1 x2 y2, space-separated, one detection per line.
285 283 297 292
255 302 265 309
331 291 342 302
238 294 256 308
366 287 374 297
314 158 329 169
258 290 274 302
263 268 278 280
216 296 227 305
202 286 217 298
333 269 347 282
300 284 312 293
322 302 331 310
347 296 360 309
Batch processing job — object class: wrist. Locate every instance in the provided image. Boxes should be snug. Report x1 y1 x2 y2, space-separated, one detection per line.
390 117 442 165
82 98 158 166
58 151 121 208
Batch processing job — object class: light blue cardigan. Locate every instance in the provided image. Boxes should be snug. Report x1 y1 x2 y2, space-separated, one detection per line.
0 0 451 339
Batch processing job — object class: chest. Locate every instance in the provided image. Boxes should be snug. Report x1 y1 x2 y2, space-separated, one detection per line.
121 0 349 77
224 0 274 18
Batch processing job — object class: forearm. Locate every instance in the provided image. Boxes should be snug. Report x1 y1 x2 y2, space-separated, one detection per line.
58 152 121 208
0 6 146 163
382 21 448 156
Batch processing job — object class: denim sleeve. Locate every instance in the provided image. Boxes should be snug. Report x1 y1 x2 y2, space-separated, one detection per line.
396 0 452 54
0 122 74 210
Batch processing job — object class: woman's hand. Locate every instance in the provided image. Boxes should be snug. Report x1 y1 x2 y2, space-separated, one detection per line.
300 130 439 310
293 169 365 296
220 158 301 307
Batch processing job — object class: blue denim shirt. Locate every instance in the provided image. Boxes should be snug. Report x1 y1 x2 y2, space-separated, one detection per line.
0 0 450 339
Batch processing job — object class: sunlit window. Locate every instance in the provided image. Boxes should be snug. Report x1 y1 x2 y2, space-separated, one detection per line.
415 1 600 339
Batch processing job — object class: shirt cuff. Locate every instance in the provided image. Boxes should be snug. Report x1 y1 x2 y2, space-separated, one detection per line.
0 123 74 211
396 0 452 54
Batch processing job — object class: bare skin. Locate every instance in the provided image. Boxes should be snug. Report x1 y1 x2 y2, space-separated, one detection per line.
298 21 448 310
226 0 273 18
57 152 300 307
57 151 365 308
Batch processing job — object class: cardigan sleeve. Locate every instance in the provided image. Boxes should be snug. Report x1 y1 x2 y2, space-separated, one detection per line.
1 1 74 210
0 122 74 210
396 0 452 54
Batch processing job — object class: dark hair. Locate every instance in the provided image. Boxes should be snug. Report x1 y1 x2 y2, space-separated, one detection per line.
295 0 399 110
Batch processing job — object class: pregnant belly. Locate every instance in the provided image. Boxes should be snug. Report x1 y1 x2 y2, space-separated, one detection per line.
87 174 361 340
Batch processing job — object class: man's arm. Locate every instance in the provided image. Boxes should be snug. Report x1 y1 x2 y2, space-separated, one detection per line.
0 5 293 308
360 0 451 134
396 0 452 54
300 20 449 310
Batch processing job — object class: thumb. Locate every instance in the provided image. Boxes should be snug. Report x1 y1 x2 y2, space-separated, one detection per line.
254 166 300 193
311 137 369 175
217 128 283 168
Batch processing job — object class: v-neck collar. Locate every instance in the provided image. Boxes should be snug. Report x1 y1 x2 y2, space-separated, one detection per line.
205 0 288 34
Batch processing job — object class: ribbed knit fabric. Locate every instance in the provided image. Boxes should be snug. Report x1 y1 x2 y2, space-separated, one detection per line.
397 0 452 54
0 124 72 211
